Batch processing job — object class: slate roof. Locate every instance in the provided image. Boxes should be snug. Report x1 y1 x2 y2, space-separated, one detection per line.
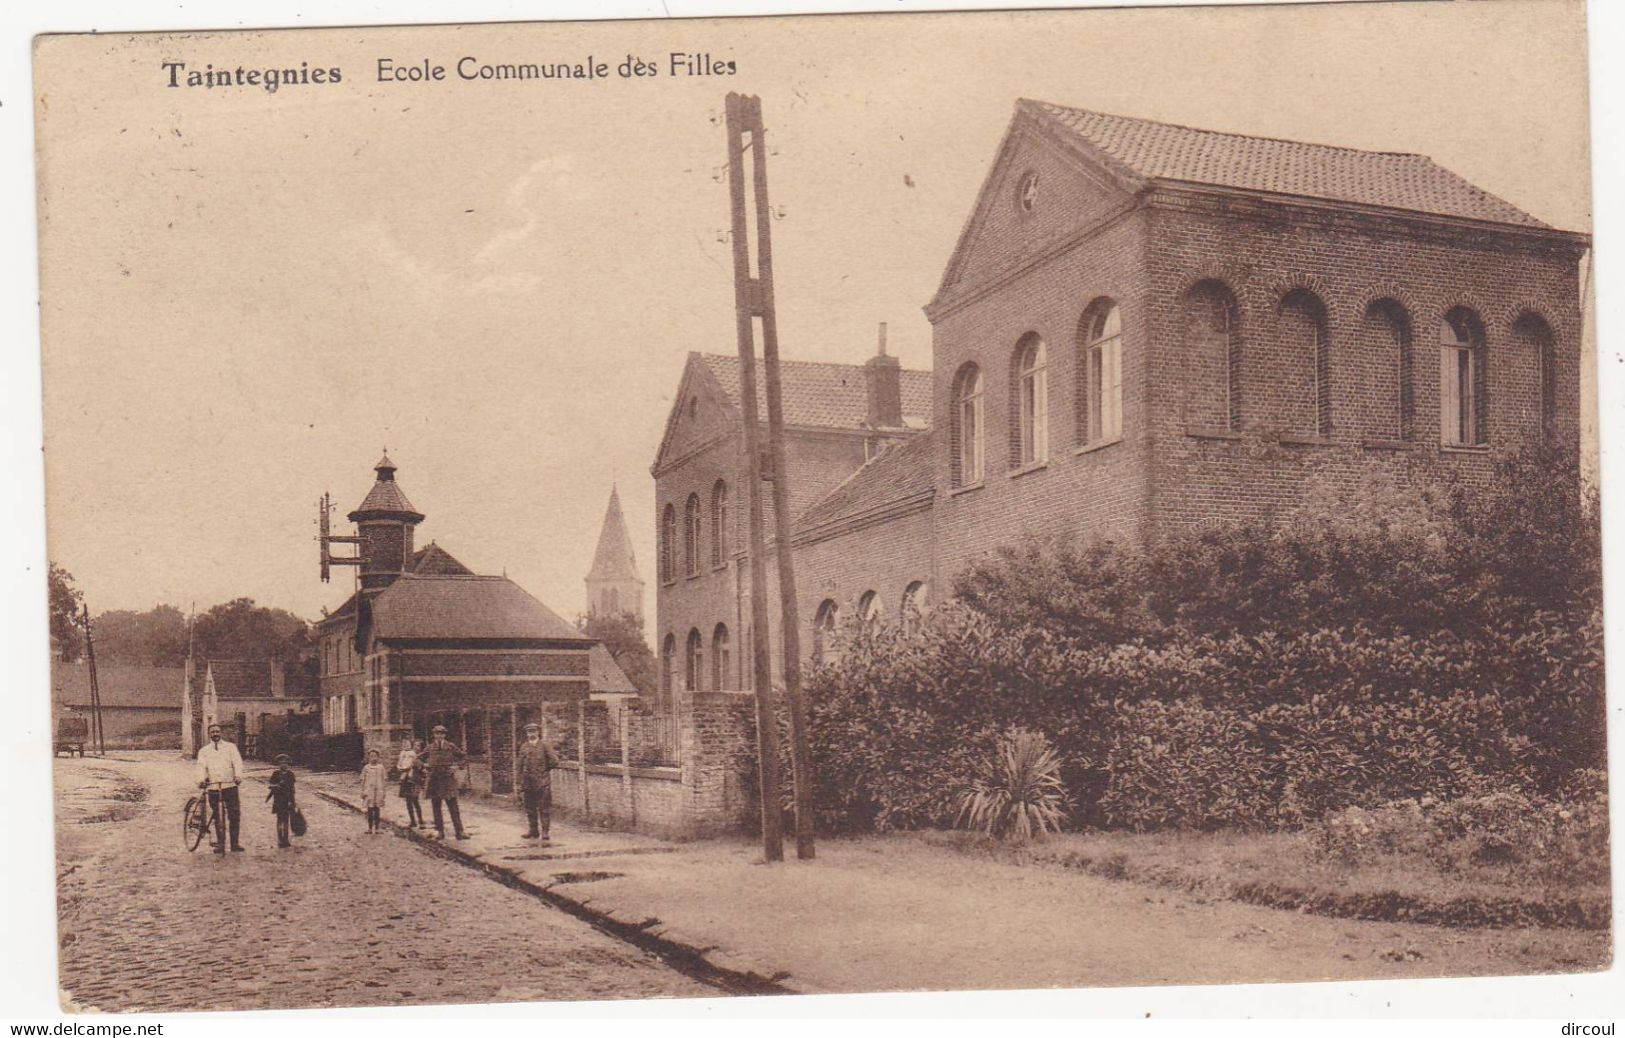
351 477 423 520
206 659 277 698
698 354 933 430
1024 100 1548 229
410 542 473 576
587 486 641 582
795 430 936 533
370 573 586 642
52 660 183 710
588 643 639 694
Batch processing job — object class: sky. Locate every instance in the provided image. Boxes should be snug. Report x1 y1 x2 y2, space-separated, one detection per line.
34 0 1593 626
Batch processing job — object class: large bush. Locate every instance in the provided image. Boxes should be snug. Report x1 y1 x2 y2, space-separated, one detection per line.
802 446 1604 833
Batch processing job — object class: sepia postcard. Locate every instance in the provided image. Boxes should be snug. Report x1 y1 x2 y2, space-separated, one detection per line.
31 0 1611 1014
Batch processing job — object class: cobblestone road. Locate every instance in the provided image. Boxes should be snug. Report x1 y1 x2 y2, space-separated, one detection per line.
54 754 714 1012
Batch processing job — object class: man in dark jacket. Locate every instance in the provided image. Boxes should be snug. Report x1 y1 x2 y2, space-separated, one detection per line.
421 724 469 840
514 722 560 841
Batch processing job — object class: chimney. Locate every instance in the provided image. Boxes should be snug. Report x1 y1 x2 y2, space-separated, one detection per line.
864 322 903 428
270 661 285 699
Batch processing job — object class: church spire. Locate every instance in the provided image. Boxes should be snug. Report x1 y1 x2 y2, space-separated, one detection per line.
586 484 644 619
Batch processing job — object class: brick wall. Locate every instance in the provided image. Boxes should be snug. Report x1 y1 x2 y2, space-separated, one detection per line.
930 206 1153 579
1142 194 1583 535
547 689 756 838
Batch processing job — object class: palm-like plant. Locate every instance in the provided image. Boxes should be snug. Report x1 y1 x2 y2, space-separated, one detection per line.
957 728 1071 841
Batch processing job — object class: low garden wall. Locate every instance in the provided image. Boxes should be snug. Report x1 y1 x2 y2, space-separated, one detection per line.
549 689 756 838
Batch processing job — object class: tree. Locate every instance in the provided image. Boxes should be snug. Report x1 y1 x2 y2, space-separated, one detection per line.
90 605 190 667
577 610 657 696
191 598 311 664
48 563 83 662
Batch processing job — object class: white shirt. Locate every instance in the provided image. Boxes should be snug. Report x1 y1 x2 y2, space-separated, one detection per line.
195 739 245 787
396 748 417 771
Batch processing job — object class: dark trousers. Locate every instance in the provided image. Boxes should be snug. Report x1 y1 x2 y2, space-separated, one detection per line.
430 797 465 836
274 808 291 847
522 787 551 836
403 796 423 826
207 786 242 849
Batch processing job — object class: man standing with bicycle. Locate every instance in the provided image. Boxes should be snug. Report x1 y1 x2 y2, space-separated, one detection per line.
195 723 246 853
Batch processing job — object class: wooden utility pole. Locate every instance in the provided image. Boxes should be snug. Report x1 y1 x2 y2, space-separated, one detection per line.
725 91 817 860
80 604 105 757
725 91 785 862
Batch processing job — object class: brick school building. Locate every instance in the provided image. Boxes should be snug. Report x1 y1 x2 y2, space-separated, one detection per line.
652 99 1589 696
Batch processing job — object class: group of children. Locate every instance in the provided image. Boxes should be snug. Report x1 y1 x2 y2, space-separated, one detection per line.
263 729 557 844
357 741 431 834
259 745 416 846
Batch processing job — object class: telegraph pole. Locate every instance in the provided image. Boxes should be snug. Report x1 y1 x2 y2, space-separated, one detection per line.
724 92 816 860
80 603 105 757
725 91 784 862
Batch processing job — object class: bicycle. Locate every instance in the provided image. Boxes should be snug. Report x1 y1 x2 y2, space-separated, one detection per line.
182 782 229 853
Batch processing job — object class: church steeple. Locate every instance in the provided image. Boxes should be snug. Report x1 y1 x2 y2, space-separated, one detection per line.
586 485 644 619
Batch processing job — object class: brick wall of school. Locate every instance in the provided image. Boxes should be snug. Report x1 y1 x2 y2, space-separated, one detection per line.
1141 195 1585 535
655 432 746 700
929 206 1153 582
655 424 886 696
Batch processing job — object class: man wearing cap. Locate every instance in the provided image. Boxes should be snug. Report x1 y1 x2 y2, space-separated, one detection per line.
421 724 469 840
514 721 561 842
194 722 245 853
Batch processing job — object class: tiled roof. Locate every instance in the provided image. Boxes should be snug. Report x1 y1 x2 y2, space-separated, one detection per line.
588 644 638 694
795 430 936 533
370 574 585 642
699 354 933 430
1024 100 1548 229
351 476 423 520
52 660 183 709
587 486 641 582
187 658 295 700
410 542 472 576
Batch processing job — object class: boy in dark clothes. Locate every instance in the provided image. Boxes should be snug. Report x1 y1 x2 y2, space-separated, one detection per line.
266 753 297 848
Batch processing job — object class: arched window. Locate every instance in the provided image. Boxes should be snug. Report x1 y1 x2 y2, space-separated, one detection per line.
1081 300 1123 443
1011 334 1048 466
684 493 701 577
1183 280 1242 430
1512 312 1557 444
711 623 730 691
685 628 703 692
901 580 929 628
659 505 676 584
1440 308 1487 446
856 590 882 632
710 480 729 567
813 599 839 664
661 633 676 696
1362 299 1414 441
952 363 985 487
1279 288 1331 439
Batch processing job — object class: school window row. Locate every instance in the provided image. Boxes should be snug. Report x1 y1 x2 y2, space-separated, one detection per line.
948 288 1561 488
658 479 731 585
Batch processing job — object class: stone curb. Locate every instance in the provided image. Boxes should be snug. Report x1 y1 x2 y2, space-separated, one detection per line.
306 785 803 996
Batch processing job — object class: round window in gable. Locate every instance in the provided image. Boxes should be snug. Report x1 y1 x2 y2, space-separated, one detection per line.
1016 170 1040 213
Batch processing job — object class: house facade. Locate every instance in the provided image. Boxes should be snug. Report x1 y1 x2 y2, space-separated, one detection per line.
315 456 593 794
652 99 1588 695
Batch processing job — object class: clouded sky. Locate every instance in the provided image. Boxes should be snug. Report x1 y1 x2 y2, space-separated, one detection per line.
35 0 1592 626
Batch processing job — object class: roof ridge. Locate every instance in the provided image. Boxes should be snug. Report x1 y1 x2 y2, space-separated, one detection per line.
396 572 504 581
1022 98 1426 160
698 352 931 374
